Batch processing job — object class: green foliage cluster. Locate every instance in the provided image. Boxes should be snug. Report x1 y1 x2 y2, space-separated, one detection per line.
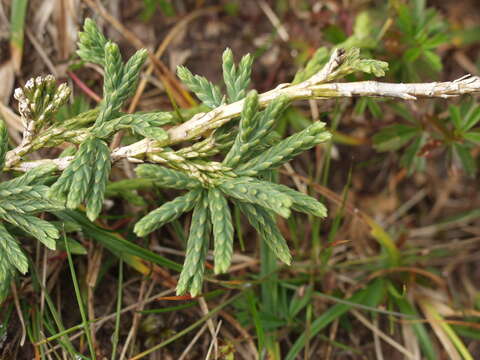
0 121 62 300
2 10 476 304
3 5 480 359
135 52 330 295
50 19 170 222
373 101 480 175
0 19 332 299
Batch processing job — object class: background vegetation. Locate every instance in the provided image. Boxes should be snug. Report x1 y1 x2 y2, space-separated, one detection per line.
1 0 480 359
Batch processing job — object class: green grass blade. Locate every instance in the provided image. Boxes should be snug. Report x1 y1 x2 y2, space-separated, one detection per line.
10 0 29 72
64 233 96 359
286 279 385 360
56 210 182 272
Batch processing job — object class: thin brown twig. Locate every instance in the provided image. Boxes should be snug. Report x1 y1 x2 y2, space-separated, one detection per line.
67 70 102 103
10 282 27 346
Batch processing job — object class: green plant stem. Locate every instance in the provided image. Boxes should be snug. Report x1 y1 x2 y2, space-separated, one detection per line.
111 259 123 360
64 234 97 360
9 53 480 173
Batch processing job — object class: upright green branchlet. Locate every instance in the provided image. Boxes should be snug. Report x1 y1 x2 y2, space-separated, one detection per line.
235 121 332 176
222 48 254 103
236 201 292 265
208 188 234 274
176 47 254 109
76 18 108 66
223 92 290 167
223 90 259 166
51 19 149 221
134 189 202 237
85 140 111 220
176 191 211 296
177 66 223 108
0 121 63 294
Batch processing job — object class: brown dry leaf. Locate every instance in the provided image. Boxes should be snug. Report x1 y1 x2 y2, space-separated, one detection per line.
0 59 14 105
53 0 80 61
32 0 55 35
417 296 462 360
0 102 23 144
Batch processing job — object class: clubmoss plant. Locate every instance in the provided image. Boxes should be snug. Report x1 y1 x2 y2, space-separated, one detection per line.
1 18 479 298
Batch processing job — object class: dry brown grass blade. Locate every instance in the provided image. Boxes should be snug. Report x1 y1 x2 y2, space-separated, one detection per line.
86 244 103 351
54 0 79 60
128 6 220 114
11 282 27 346
0 60 15 105
0 102 23 144
417 297 462 360
351 309 416 359
198 296 218 358
177 322 209 360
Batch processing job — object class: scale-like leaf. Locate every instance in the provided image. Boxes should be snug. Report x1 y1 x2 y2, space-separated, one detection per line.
77 18 108 66
208 188 234 274
135 164 201 189
86 139 111 221
236 202 292 265
235 121 331 176
134 189 202 236
176 191 210 296
219 177 292 218
177 66 223 108
0 223 28 274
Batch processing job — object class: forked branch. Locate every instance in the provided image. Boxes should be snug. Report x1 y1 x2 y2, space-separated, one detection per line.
8 50 480 172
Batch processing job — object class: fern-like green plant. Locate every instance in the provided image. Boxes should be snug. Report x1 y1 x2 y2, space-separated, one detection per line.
3 18 472 301
134 56 331 296
49 19 169 221
0 120 63 301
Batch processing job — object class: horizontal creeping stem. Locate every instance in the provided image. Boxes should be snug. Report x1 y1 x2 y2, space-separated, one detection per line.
9 49 480 173
110 75 480 161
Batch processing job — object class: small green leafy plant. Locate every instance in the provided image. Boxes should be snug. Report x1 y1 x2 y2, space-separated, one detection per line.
373 100 480 175
0 17 478 302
